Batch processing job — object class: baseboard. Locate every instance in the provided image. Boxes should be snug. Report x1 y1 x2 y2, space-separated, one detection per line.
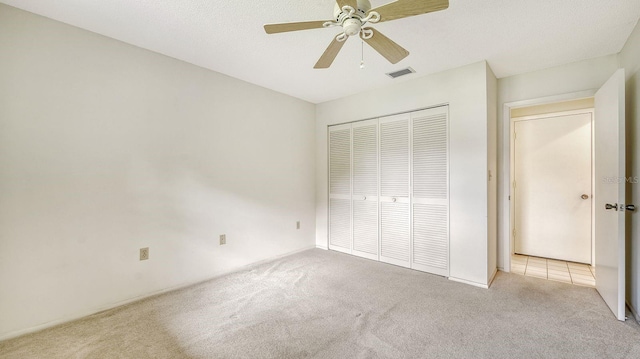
448 276 489 289
0 245 316 342
627 300 640 323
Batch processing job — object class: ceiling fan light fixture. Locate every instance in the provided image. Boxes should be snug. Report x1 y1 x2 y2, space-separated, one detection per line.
343 18 362 36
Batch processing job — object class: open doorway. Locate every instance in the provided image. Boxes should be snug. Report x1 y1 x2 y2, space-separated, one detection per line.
509 98 596 287
503 70 627 320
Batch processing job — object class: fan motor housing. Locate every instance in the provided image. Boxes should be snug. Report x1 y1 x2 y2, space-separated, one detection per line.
333 0 372 20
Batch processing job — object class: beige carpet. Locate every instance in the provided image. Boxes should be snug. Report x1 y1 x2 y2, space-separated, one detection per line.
1 249 640 358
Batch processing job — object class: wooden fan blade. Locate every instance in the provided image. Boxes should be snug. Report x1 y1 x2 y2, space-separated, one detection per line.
314 36 348 69
369 0 449 23
336 0 357 10
361 28 409 64
264 21 329 34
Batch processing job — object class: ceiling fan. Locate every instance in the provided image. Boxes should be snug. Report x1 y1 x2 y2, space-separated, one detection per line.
264 0 449 69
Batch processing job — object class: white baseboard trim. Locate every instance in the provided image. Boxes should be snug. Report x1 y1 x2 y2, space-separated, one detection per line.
488 268 499 287
627 300 640 323
0 245 316 342
448 276 489 289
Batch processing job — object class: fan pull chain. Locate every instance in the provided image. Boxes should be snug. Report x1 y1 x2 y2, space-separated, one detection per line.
360 40 365 69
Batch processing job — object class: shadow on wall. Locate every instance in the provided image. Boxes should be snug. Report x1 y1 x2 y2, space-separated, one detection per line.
0 144 313 339
126 155 302 253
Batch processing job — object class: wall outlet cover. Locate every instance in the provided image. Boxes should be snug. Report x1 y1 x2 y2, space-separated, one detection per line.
140 247 149 261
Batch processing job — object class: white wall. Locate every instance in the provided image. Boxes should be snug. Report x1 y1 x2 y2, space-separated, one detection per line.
497 55 620 270
0 4 316 340
315 61 492 286
619 19 640 320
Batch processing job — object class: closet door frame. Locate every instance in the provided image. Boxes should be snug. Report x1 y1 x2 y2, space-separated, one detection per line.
327 105 450 277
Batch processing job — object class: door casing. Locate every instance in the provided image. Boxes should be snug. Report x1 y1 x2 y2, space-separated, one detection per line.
511 109 595 265
501 90 597 272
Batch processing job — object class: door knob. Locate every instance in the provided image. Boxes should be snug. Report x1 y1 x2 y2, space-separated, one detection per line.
392 197 397 202
581 194 589 200
605 203 618 210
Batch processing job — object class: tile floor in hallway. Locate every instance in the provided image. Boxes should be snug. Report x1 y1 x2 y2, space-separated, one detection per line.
511 254 596 287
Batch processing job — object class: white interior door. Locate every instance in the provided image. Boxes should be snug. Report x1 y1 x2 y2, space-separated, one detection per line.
594 69 626 321
328 124 352 254
379 114 411 268
352 119 379 260
411 106 449 276
513 112 593 263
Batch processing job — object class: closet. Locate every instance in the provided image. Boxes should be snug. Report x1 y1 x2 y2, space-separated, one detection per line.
328 106 449 277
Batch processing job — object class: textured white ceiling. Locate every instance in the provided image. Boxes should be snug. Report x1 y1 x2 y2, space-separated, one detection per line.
2 0 639 104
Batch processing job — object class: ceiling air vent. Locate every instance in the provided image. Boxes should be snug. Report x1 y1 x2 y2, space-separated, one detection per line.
386 67 415 79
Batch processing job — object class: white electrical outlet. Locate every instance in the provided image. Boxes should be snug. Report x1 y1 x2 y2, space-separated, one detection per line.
140 247 149 261
220 234 226 245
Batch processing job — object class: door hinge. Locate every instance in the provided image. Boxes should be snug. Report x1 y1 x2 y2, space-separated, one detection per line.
513 180 516 189
514 132 517 140
513 228 517 239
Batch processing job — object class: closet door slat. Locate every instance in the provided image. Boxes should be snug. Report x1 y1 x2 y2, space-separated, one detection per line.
329 128 351 196
379 114 411 268
353 124 378 196
413 204 448 273
380 119 410 198
352 120 379 260
412 107 449 276
381 202 410 263
353 200 378 256
328 125 352 253
413 111 447 199
330 198 351 250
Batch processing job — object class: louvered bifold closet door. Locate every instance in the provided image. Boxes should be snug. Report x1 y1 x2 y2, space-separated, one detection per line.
329 124 352 254
352 119 379 260
379 114 411 268
411 106 449 276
